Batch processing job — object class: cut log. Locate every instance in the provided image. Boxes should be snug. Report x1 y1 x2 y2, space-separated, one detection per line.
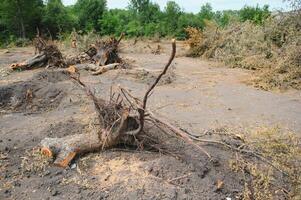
10 44 65 70
92 63 120 75
41 130 101 168
69 63 120 75
40 108 137 167
10 53 47 70
72 63 100 71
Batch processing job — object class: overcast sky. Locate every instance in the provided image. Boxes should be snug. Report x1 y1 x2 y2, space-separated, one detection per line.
62 0 289 13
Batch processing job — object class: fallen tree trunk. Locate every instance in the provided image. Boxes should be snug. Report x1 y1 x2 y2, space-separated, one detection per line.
10 53 47 70
41 131 101 168
10 34 124 71
10 44 66 70
92 63 120 75
67 63 121 76
41 108 133 168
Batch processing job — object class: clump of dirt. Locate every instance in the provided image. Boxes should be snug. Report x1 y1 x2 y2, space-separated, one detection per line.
0 70 70 113
44 120 88 138
138 69 175 85
124 66 176 85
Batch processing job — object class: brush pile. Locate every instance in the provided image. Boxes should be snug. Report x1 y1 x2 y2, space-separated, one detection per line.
186 12 301 90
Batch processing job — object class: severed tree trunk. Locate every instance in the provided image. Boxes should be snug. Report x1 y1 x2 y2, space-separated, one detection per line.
10 34 124 72
67 63 121 76
41 109 134 168
91 63 120 75
41 131 101 168
10 53 47 70
10 45 66 70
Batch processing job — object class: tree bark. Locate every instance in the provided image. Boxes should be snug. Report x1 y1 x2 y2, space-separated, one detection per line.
41 130 102 168
40 108 135 168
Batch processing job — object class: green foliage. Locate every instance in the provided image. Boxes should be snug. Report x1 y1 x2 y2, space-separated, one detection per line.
214 10 239 27
0 0 275 45
128 0 161 24
0 0 43 39
74 0 107 32
42 0 75 37
199 3 215 21
100 9 131 36
163 1 182 35
239 5 271 25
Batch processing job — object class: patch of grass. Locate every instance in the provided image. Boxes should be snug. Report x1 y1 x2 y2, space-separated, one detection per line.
229 127 301 199
60 30 103 52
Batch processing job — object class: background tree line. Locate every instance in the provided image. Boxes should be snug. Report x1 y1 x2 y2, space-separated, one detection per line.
0 0 271 46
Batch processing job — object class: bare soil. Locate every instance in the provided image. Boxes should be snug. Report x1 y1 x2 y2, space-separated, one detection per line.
0 41 300 200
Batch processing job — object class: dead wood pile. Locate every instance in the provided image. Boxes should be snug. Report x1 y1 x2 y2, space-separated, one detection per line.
10 33 125 75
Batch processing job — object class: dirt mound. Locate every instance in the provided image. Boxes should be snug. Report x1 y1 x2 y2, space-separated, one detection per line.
136 69 176 85
0 70 70 113
124 66 176 85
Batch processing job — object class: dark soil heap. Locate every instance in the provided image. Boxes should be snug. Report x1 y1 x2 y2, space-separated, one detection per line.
0 71 69 113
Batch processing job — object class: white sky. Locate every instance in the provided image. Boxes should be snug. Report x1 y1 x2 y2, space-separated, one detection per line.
62 0 289 13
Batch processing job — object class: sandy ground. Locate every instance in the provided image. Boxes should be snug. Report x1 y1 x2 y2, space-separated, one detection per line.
0 41 300 199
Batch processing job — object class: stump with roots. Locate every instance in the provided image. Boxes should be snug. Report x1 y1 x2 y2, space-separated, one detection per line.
39 40 211 168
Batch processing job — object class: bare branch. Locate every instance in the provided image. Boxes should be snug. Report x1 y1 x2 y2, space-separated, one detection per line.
134 39 177 135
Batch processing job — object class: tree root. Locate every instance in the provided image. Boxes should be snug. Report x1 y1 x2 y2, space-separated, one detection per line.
38 39 216 168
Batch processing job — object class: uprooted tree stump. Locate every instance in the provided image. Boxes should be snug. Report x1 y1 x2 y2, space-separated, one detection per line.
38 40 285 179
92 33 124 66
10 44 66 70
40 39 212 168
67 33 126 75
